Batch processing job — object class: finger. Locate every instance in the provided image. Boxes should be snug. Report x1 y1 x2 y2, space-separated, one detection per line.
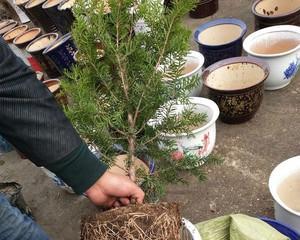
113 200 121 208
131 188 145 204
118 197 130 206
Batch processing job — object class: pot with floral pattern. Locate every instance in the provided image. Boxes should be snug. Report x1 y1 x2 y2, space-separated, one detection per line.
243 25 300 90
202 57 269 124
149 97 219 161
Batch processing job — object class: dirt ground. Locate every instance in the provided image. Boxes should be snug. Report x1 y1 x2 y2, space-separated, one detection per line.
1 0 300 239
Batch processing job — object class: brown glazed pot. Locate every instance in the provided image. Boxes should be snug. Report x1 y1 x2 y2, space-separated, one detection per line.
202 57 269 124
26 33 60 78
0 21 17 36
25 0 57 33
3 25 29 42
43 79 68 105
189 0 218 19
252 0 300 30
13 27 42 49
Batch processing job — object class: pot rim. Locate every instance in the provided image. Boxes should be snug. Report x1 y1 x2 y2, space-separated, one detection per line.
252 0 300 19
13 27 42 45
202 56 270 92
150 97 219 138
193 17 247 48
57 0 74 10
3 24 29 41
269 155 300 217
42 0 64 9
243 25 300 58
43 32 72 54
25 0 47 9
0 21 18 35
26 32 59 53
0 20 16 30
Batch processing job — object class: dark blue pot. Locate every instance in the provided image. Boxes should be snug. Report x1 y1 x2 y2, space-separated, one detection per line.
194 18 247 68
43 32 77 73
260 217 300 240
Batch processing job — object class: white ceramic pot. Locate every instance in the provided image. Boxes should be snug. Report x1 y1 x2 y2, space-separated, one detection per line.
157 97 219 159
161 51 205 97
180 51 205 97
243 25 300 90
269 155 300 231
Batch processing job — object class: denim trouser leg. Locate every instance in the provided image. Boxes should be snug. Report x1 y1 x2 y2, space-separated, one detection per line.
0 194 50 240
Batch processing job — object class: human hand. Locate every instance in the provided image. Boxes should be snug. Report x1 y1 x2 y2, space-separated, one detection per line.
85 171 145 208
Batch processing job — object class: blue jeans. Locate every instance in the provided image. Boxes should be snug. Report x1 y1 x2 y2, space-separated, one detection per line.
0 194 50 240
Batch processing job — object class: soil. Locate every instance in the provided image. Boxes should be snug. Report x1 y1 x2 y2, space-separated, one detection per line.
81 202 181 240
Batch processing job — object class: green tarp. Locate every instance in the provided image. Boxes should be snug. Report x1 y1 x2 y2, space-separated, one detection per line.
196 214 290 240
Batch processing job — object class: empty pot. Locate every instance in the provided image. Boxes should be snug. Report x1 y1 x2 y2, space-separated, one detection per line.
269 156 300 232
26 33 60 78
57 0 75 33
43 32 77 73
43 79 67 105
42 0 71 34
13 27 42 48
243 25 300 90
202 57 269 124
194 18 247 68
25 0 57 33
252 0 300 30
0 20 17 36
3 25 28 42
189 0 218 19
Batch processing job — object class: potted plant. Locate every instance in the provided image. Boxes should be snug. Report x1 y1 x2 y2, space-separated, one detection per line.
62 0 220 202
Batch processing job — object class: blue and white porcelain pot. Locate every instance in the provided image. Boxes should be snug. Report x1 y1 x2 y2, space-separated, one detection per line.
43 32 77 73
243 25 300 90
194 18 247 68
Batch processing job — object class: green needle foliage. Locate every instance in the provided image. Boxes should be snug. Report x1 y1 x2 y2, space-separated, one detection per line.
62 0 220 201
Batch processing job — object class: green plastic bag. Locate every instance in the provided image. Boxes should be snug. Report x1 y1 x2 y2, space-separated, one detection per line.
196 214 290 240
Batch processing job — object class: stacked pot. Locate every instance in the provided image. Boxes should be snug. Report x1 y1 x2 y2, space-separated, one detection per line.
14 0 75 34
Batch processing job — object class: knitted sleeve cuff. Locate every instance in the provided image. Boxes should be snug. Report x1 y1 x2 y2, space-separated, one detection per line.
45 142 108 194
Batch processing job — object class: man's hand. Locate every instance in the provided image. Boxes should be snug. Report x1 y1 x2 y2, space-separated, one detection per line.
85 171 145 208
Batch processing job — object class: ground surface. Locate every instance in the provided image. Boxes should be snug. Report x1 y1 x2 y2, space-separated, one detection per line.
1 0 300 239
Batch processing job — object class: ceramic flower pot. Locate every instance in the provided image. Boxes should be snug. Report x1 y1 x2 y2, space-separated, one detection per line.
15 0 38 26
3 25 28 43
26 33 60 78
269 156 300 232
0 20 17 36
43 79 68 105
57 0 75 33
25 0 57 33
150 97 219 160
243 25 300 90
13 27 42 49
252 0 300 30
202 57 269 124
43 33 77 73
161 51 205 97
194 18 247 68
189 0 218 19
42 0 72 34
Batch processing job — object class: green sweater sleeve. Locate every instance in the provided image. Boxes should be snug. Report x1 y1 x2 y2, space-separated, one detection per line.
46 142 108 194
0 37 107 194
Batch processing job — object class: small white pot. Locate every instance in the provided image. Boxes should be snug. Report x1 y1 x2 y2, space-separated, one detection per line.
180 51 205 96
159 97 219 159
269 156 300 231
243 25 300 90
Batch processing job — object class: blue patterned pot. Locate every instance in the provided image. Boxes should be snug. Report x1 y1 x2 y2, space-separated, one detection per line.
43 32 77 73
243 25 300 90
194 18 247 68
